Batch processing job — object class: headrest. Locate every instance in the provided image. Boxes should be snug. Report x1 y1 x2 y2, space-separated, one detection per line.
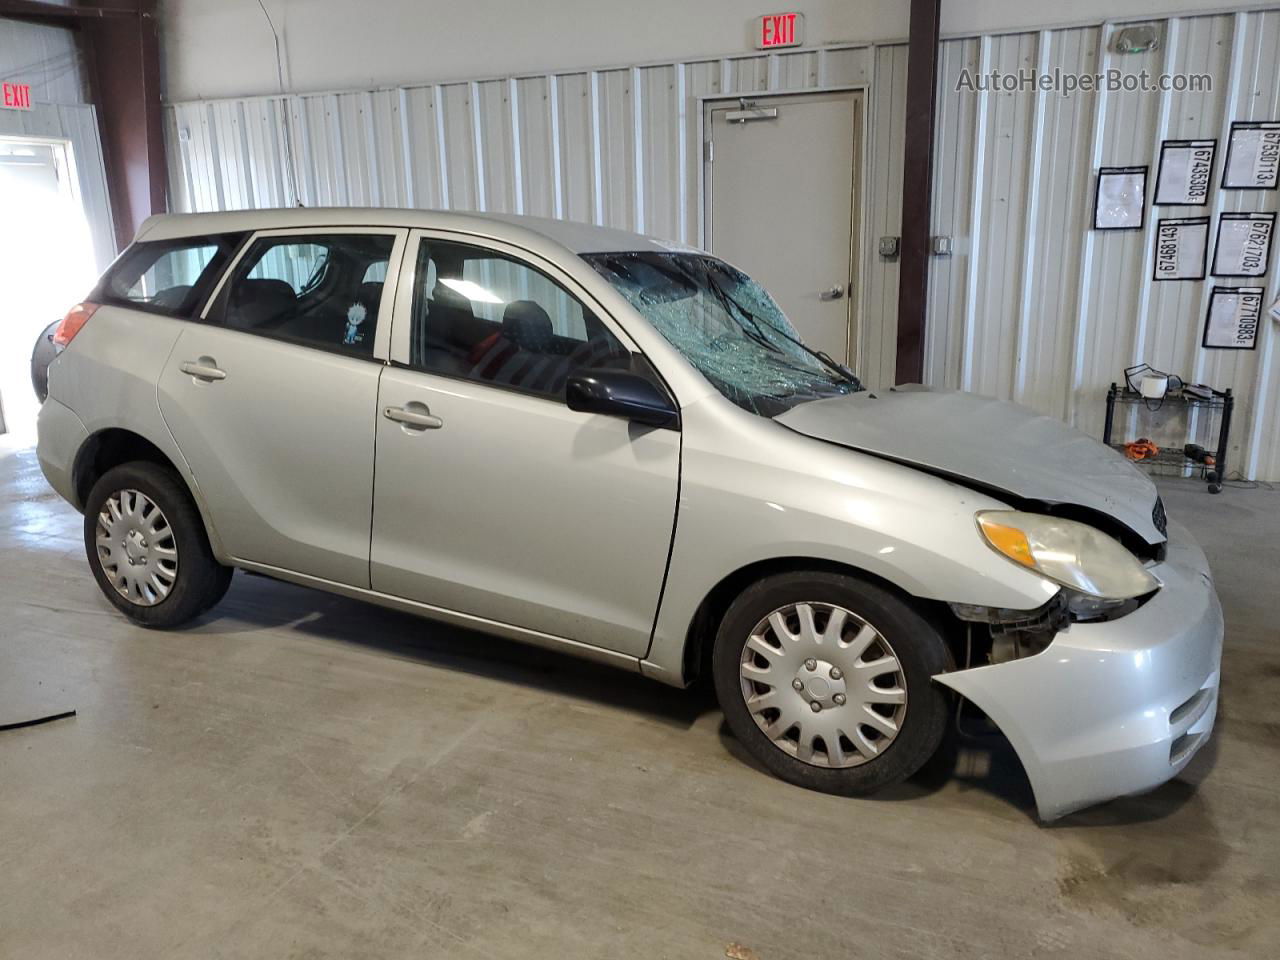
502 300 553 352
235 278 295 305
152 285 192 310
431 281 471 310
358 281 383 310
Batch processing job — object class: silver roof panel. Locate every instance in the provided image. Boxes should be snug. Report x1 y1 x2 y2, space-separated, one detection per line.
135 207 703 256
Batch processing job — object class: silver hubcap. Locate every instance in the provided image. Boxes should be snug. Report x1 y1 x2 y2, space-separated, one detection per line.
94 489 178 606
739 602 907 768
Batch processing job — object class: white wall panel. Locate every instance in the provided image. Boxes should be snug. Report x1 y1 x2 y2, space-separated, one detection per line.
860 44 908 388
0 16 84 106
928 8 1280 480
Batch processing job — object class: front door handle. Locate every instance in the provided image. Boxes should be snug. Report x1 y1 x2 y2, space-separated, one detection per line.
818 284 847 301
179 360 227 382
383 405 443 430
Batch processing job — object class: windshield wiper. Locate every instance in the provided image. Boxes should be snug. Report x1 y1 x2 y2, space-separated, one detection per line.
660 256 787 355
711 279 862 390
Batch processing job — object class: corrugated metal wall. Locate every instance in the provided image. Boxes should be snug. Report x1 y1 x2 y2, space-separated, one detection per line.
0 16 115 270
164 9 1280 480
0 14 84 106
928 9 1280 481
164 43 906 391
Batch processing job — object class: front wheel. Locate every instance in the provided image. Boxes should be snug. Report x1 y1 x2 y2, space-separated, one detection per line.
83 462 232 628
712 571 952 796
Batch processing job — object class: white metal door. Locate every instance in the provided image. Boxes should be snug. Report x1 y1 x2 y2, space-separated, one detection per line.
704 91 862 364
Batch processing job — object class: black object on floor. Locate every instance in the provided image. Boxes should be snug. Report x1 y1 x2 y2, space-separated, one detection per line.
0 709 76 732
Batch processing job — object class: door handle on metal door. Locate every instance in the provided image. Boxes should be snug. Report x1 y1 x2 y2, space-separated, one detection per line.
818 285 847 301
179 360 227 382
383 405 443 430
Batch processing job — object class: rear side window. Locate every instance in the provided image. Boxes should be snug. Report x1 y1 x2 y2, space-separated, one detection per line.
214 233 397 356
98 234 243 317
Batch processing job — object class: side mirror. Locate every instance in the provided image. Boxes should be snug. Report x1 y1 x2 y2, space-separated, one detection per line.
566 368 679 429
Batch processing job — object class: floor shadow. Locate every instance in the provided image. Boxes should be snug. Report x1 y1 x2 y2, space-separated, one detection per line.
1048 781 1230 927
183 570 718 730
941 714 1215 828
712 709 1037 807
914 721 1038 812
171 570 1223 831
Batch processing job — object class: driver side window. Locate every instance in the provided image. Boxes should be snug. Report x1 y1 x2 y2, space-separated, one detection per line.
408 238 632 398
218 233 396 356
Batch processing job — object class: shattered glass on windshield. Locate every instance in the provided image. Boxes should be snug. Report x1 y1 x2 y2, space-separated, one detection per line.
583 252 858 417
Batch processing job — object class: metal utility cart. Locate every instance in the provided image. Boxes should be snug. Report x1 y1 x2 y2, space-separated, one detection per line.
1103 382 1234 493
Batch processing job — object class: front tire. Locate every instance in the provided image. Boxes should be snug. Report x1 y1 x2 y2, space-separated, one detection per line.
712 571 952 796
83 462 232 628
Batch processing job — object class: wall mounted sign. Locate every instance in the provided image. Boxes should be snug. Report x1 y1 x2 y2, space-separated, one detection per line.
755 12 803 49
1093 166 1148 230
1154 139 1215 205
1204 286 1263 350
1211 212 1275 278
1223 122 1280 190
1 82 32 111
1153 217 1209 281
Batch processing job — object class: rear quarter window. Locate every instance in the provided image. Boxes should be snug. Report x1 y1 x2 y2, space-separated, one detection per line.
97 233 245 317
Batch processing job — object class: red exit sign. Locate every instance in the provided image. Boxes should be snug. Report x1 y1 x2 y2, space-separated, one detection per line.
2 82 32 110
755 12 803 49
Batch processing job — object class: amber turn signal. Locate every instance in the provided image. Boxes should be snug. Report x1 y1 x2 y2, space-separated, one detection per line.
977 516 1036 568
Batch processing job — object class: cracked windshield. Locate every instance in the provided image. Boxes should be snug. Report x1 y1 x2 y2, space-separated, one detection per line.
583 252 859 417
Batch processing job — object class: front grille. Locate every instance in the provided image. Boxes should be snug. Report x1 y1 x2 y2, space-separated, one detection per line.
1152 496 1168 537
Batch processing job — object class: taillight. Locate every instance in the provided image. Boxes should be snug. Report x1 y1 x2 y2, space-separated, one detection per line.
53 302 98 346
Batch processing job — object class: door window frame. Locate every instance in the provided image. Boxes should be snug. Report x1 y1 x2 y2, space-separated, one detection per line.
386 228 645 399
199 226 409 363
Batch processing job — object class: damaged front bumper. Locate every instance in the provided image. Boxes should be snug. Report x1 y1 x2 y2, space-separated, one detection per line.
935 519 1223 821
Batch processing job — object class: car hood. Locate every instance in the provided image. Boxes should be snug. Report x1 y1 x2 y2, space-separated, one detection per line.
775 385 1164 546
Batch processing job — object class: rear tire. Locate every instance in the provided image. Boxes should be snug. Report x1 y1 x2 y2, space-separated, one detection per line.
712 571 951 796
83 462 232 628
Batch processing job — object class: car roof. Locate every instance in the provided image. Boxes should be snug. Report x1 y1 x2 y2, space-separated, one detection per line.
135 207 702 256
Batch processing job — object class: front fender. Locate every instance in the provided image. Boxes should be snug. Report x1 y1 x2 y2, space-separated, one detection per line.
642 398 1057 686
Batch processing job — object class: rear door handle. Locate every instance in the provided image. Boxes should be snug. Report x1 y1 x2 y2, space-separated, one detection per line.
179 360 227 382
383 405 443 430
818 284 847 301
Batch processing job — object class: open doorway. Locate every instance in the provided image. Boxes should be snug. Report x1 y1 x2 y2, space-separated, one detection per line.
0 137 98 440
702 90 864 367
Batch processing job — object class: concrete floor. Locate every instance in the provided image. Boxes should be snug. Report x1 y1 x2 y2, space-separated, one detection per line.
1 436 1278 960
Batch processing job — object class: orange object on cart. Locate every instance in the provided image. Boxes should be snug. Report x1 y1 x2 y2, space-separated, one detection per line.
1124 438 1160 461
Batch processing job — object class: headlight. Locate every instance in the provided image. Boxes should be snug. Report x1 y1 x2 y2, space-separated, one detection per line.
976 510 1159 600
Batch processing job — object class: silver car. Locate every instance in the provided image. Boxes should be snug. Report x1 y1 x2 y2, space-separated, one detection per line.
36 209 1222 821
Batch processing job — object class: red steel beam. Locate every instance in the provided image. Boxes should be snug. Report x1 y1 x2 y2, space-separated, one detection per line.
895 0 941 384
78 0 167 250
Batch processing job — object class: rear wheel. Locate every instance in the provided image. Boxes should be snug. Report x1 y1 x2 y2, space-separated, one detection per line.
713 571 951 795
83 462 232 627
